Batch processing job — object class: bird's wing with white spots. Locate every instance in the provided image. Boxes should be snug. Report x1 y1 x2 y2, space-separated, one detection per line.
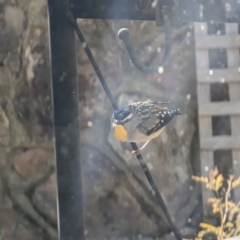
137 110 175 136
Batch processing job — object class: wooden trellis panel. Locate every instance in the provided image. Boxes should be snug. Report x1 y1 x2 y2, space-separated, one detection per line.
194 22 240 217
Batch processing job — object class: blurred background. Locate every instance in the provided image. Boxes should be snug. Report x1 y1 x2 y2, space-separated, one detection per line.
0 0 238 239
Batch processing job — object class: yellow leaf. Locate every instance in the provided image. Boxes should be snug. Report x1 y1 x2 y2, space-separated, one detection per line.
212 206 220 214
192 176 208 184
199 223 218 231
227 201 236 208
232 177 240 188
206 183 214 190
215 174 224 191
208 198 219 203
225 222 234 229
198 229 214 237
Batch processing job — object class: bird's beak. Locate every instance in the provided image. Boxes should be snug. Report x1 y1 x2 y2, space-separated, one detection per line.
113 119 120 124
112 122 121 128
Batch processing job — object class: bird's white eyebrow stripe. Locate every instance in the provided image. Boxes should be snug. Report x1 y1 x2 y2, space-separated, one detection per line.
122 113 133 122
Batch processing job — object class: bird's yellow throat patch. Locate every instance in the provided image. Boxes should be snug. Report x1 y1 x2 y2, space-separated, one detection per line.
112 123 128 141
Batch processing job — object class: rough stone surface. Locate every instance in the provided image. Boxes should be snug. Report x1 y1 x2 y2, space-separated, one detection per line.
33 174 58 225
13 149 53 179
4 6 25 37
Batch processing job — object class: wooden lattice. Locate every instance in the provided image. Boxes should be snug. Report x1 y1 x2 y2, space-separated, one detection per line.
194 22 240 217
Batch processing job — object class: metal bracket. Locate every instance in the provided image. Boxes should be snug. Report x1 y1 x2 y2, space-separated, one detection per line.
118 1 172 73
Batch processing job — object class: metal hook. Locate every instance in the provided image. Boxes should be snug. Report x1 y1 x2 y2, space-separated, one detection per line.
118 19 172 73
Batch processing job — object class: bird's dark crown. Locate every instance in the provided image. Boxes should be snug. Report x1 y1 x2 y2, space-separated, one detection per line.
113 107 132 124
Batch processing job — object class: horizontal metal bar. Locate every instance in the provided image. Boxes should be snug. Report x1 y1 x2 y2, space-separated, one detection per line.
199 102 240 116
69 0 155 21
69 0 240 24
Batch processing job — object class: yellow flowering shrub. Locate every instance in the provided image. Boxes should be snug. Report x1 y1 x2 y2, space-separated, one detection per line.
184 167 240 240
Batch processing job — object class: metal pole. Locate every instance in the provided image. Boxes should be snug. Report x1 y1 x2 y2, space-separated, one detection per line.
47 1 85 239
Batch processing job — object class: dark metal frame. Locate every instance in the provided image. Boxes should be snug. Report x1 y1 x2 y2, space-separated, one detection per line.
48 1 84 239
47 0 240 240
69 0 240 24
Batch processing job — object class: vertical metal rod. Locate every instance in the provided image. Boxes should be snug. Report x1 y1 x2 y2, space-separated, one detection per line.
47 1 85 239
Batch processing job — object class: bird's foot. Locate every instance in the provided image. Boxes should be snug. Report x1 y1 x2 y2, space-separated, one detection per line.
131 140 150 157
131 149 143 157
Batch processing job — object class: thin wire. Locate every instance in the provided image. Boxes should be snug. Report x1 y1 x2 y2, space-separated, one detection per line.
66 13 182 240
